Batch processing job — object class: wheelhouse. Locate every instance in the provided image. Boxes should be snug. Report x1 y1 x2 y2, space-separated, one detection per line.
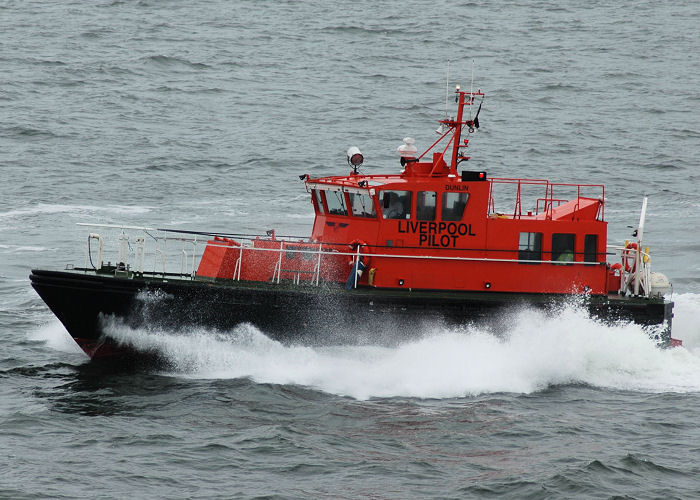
301 87 613 295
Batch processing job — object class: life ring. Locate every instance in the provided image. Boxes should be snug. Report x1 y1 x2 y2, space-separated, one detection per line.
348 239 370 266
624 242 638 272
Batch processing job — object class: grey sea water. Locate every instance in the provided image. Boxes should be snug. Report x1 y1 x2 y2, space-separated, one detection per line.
2 0 700 498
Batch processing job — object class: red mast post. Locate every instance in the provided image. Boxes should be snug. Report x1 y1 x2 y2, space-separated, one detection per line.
433 87 484 174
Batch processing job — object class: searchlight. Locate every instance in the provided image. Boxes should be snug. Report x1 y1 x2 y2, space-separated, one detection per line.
347 146 364 173
347 146 363 167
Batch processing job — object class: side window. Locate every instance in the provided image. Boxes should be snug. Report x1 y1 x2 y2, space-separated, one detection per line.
312 189 325 215
348 192 377 218
442 192 469 221
325 190 347 216
584 234 598 263
552 233 575 263
380 190 412 220
417 191 436 221
518 232 542 263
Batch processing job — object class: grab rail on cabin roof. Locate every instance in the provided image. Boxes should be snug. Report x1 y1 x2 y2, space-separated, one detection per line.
487 178 605 221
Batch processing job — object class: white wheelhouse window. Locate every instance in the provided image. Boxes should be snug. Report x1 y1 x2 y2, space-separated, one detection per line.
381 190 411 220
349 192 376 218
441 192 469 221
324 190 347 216
417 191 436 221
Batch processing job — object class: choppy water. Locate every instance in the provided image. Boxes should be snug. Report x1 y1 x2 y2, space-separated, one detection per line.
2 0 700 498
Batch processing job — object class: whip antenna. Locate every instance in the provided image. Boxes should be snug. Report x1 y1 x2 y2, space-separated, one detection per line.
469 59 475 120
445 60 450 118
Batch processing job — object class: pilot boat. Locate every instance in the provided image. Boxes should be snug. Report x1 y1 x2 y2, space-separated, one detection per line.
30 85 679 359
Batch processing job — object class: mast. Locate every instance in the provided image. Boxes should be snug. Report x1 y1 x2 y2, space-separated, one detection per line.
449 89 466 173
434 86 484 174
411 82 484 175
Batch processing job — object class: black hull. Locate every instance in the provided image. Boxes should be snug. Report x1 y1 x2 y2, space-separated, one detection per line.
30 269 674 359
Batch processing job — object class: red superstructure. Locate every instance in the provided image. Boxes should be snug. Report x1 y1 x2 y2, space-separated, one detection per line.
198 86 622 298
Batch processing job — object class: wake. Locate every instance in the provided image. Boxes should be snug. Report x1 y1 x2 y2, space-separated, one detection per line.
92 294 700 400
